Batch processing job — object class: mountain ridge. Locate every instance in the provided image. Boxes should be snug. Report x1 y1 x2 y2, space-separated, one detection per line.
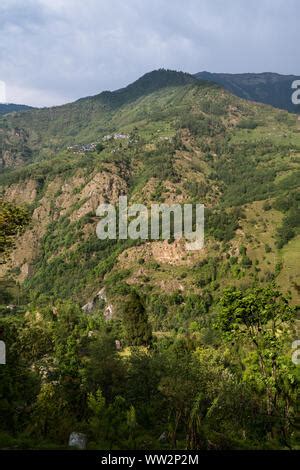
81 68 200 108
3 68 299 117
0 70 215 168
0 103 34 115
195 71 300 113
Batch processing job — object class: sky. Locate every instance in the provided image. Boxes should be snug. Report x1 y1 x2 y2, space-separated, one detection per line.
0 0 299 107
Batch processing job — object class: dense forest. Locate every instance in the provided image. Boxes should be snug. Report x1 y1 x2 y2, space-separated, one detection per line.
0 283 299 449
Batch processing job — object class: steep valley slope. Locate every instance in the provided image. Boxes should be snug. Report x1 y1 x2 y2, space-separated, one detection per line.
1 69 300 328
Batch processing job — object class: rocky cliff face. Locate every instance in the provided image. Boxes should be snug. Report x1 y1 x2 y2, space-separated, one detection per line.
0 168 127 281
0 127 32 169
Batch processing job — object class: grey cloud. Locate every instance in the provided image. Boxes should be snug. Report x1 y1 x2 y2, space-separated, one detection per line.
0 0 298 106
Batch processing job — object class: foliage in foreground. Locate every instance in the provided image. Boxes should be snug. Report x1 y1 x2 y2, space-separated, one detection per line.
0 286 299 450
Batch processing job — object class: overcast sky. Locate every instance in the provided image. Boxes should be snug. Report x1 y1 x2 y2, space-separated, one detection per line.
0 0 299 107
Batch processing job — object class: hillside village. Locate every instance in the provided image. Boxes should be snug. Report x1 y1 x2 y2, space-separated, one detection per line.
67 133 130 154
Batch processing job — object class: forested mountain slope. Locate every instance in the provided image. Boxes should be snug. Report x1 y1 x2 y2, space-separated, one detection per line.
1 69 299 304
0 69 299 450
195 71 300 113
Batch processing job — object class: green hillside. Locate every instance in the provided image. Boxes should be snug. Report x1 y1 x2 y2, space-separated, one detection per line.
0 69 198 159
0 70 299 450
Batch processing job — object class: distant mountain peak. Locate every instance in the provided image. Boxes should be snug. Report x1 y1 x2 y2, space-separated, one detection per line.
195 71 300 112
124 68 197 87
0 103 33 115
90 68 198 109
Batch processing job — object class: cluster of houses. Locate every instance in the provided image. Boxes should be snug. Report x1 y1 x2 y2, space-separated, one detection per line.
67 133 130 154
67 142 98 153
102 133 129 141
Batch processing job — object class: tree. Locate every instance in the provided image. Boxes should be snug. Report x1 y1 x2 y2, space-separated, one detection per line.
126 405 138 448
87 388 106 441
96 143 105 153
120 292 152 346
30 382 72 441
85 331 125 400
0 200 29 261
216 285 298 446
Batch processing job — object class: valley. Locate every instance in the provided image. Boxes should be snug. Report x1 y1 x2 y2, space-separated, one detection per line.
0 69 299 450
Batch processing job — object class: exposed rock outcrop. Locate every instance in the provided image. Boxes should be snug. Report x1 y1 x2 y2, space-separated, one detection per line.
0 169 127 281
